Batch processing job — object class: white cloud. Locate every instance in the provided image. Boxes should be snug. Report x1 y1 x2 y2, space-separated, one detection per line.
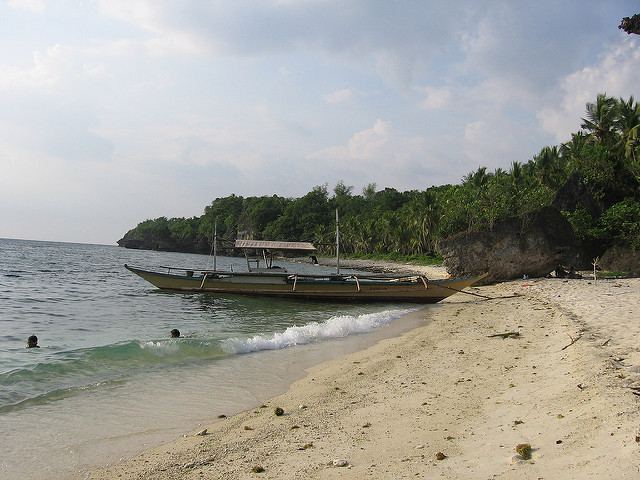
315 119 390 161
93 1 209 57
419 86 452 110
95 1 161 32
82 63 109 79
0 44 68 90
464 120 485 144
538 37 640 143
324 89 353 104
306 120 442 189
8 0 45 14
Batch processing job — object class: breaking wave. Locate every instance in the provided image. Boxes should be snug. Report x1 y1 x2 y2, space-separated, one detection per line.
222 308 416 354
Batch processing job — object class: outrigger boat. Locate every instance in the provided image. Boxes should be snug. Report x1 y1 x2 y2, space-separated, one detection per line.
124 239 484 303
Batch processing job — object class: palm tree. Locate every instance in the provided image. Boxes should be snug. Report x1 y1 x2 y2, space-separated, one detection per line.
521 159 539 186
615 96 640 164
581 93 618 145
533 145 563 187
463 166 489 187
560 131 588 163
510 161 522 183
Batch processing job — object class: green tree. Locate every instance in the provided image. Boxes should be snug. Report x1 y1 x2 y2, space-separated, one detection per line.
581 93 618 145
560 132 588 163
463 166 489 187
615 96 640 164
533 146 566 188
238 195 288 237
200 194 244 241
263 185 331 242
362 182 377 200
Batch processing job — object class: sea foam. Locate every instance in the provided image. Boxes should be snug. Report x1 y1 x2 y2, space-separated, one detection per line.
221 308 416 354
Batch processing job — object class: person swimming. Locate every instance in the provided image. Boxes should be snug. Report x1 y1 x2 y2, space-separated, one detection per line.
27 335 39 348
170 329 180 338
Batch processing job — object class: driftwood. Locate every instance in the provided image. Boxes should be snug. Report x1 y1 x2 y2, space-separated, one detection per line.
561 333 582 350
487 332 520 339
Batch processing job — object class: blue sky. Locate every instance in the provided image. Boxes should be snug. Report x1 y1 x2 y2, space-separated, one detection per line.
1 0 638 244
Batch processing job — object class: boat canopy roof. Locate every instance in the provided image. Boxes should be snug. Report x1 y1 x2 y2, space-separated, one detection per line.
234 239 316 252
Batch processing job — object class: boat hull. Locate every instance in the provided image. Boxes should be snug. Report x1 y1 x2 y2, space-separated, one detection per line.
124 264 483 303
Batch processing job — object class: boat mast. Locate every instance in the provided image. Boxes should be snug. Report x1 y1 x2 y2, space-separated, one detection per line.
213 220 217 271
336 209 340 275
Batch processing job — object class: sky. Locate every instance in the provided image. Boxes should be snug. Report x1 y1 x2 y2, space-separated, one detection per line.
1 1 639 245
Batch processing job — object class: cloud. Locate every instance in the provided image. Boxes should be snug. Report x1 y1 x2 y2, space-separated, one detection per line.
93 1 209 57
8 0 45 14
538 37 640 143
306 119 451 190
464 120 485 144
324 89 353 104
91 1 477 88
0 44 68 91
312 119 390 161
82 63 109 79
419 86 452 110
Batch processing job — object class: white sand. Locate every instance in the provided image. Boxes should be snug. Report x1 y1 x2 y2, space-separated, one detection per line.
89 271 640 479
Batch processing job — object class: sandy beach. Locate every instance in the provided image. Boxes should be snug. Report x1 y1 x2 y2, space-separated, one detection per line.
88 265 640 479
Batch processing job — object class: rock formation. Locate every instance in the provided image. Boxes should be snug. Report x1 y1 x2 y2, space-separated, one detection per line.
437 206 576 284
599 245 640 276
117 233 211 254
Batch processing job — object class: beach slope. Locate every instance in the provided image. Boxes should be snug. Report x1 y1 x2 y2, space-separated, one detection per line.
89 275 640 479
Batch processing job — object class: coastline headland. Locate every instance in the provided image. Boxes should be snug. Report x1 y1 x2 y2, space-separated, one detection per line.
88 260 640 479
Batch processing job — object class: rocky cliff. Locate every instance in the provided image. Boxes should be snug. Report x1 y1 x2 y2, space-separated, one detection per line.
437 206 577 284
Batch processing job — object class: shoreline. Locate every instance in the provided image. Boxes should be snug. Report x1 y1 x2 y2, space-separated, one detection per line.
312 256 450 279
89 272 640 479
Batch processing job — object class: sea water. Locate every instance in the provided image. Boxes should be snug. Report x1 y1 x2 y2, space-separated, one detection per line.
0 238 425 479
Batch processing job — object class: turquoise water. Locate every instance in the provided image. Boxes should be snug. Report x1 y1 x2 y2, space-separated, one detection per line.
0 238 422 479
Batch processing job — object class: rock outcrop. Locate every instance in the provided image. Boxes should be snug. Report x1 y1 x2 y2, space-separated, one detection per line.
117 234 211 254
599 245 640 275
437 206 576 284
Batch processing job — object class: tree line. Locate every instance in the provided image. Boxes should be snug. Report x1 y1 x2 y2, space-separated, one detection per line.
119 93 640 260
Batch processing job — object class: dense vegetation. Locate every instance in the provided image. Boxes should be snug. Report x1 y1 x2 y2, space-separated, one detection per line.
119 94 640 259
